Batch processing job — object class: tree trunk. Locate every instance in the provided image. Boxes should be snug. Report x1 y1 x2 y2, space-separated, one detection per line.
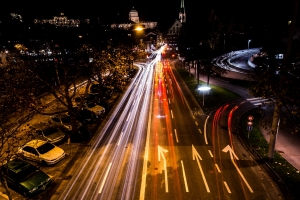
267 102 281 161
197 62 200 85
207 71 210 86
0 173 13 200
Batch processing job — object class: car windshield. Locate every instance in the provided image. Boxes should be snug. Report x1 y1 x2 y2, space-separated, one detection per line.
80 109 93 118
9 162 38 182
36 142 55 154
86 102 96 108
43 127 59 136
61 115 71 123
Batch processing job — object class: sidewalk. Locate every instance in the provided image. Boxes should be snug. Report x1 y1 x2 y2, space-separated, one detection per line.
185 65 300 171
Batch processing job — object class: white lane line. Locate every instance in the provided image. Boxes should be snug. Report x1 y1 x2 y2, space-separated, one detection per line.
168 98 170 104
198 129 202 134
181 160 189 192
192 145 210 193
117 132 124 146
167 90 168 94
224 181 231 193
140 83 153 200
222 145 254 193
126 112 131 122
215 164 221 173
174 129 179 143
99 163 112 193
171 110 174 118
208 150 213 157
204 115 210 145
195 121 198 126
158 146 169 193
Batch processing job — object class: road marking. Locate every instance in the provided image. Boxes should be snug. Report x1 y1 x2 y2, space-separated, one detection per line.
223 181 231 193
181 160 189 192
140 84 153 200
204 115 210 145
167 90 168 94
215 164 221 172
222 145 253 193
117 132 124 146
198 129 202 134
192 145 210 193
126 112 131 122
99 163 112 193
168 98 170 104
171 110 174 118
174 129 179 143
208 150 213 157
158 145 169 192
195 121 198 126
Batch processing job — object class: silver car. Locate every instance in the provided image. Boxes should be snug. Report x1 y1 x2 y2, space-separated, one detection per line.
33 123 65 144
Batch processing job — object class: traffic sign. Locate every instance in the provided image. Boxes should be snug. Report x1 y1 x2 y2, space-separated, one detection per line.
247 126 253 131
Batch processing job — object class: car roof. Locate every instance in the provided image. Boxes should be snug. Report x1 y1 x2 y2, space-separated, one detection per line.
3 159 35 172
24 139 48 148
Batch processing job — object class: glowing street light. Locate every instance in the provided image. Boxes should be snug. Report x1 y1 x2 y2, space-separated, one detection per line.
134 26 144 31
198 86 211 106
248 39 251 50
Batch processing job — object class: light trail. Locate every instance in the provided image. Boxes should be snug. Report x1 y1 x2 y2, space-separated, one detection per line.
58 53 161 199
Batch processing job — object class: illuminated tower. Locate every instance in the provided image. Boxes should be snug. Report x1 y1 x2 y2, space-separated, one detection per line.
179 0 186 23
129 7 139 24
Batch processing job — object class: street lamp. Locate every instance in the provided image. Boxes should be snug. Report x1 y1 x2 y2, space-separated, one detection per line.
198 86 211 106
248 39 251 50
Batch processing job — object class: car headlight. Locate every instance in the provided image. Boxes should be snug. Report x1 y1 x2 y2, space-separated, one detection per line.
29 187 37 193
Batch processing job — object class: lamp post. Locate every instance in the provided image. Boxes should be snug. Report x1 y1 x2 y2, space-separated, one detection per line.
224 34 225 51
248 39 251 50
198 86 211 106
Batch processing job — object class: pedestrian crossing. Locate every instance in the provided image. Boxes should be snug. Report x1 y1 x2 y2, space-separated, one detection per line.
247 97 272 107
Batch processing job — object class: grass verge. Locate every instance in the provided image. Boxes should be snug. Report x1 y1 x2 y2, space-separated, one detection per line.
175 66 241 113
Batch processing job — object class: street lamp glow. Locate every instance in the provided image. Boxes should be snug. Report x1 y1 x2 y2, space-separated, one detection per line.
248 39 251 50
198 86 211 91
135 26 144 31
198 86 211 106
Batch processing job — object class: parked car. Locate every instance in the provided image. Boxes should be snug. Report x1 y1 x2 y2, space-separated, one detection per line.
83 102 105 116
75 93 102 105
1 159 52 197
85 93 102 105
17 139 65 165
49 113 72 131
32 123 65 144
74 107 98 124
90 84 101 93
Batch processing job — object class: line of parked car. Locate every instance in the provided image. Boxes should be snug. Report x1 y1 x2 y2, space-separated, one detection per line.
1 83 112 198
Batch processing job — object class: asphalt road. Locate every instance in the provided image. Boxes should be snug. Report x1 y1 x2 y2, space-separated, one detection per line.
140 60 283 199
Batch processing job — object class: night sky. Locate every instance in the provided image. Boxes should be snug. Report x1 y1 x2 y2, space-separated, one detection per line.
3 0 296 30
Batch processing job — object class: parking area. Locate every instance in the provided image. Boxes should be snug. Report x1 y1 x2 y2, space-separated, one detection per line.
0 91 121 200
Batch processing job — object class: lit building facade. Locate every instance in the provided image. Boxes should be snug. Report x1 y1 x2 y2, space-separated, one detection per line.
34 13 89 27
111 8 157 30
